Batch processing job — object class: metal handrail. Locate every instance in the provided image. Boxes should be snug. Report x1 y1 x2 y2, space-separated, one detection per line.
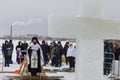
0 53 4 71
104 52 115 60
104 52 115 76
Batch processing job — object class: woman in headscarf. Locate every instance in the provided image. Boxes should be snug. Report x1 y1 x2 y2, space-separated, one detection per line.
16 41 23 64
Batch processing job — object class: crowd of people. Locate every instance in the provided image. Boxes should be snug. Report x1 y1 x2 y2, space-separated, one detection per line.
1 37 76 70
104 40 120 75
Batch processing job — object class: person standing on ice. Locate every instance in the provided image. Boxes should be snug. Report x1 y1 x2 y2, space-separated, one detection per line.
8 39 14 64
16 41 23 64
2 40 11 67
55 41 63 67
63 41 69 65
21 40 28 57
51 42 57 66
67 44 76 69
41 40 49 66
27 37 44 76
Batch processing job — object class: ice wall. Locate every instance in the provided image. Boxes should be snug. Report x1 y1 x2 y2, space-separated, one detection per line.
78 0 103 17
48 16 120 80
103 0 120 19
49 16 120 39
48 0 120 80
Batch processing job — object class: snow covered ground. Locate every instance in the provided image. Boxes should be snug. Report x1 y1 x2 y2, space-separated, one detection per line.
0 63 75 80
0 39 75 80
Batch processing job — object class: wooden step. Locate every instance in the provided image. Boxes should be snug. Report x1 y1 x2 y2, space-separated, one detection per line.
7 75 64 80
114 78 120 80
0 71 14 73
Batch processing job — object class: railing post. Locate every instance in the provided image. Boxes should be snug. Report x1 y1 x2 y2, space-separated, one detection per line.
118 55 120 78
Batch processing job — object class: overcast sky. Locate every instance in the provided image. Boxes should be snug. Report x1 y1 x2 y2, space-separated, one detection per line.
0 0 77 36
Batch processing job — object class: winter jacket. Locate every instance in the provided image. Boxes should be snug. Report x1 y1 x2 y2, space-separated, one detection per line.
67 47 75 57
55 45 63 56
2 44 12 57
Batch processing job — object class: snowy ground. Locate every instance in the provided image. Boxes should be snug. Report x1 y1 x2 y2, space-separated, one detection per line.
0 63 75 80
0 39 75 80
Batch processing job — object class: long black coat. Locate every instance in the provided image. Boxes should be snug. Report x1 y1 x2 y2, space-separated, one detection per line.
115 48 120 60
41 44 49 58
55 45 63 56
2 44 12 57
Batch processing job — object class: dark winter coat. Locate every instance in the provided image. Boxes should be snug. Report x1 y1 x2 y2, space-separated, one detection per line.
63 45 69 55
2 44 12 57
55 45 63 56
41 44 49 57
115 47 120 60
22 43 28 50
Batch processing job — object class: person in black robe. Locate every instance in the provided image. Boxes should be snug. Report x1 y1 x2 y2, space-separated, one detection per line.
27 37 44 76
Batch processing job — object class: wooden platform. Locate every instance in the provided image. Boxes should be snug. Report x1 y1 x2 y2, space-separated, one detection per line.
0 71 14 73
3 57 64 80
7 75 64 80
114 79 120 80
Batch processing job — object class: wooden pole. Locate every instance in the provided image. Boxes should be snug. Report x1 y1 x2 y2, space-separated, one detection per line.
10 25 12 39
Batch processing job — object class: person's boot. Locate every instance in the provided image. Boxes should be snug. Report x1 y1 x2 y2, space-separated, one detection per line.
7 64 10 67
